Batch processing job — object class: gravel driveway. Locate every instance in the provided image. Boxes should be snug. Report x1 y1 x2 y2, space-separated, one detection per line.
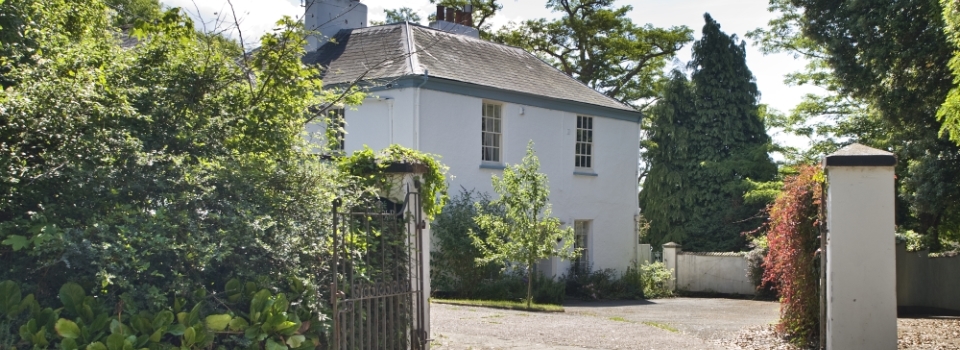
430 298 780 349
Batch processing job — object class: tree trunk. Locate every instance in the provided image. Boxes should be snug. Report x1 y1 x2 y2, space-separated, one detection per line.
526 265 533 309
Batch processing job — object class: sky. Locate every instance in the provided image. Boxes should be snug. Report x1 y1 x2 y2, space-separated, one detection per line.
160 0 819 150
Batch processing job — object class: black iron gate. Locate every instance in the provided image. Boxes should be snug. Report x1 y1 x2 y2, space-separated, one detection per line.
330 184 428 350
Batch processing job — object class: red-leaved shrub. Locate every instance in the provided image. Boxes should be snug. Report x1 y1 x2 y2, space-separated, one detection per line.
761 165 822 343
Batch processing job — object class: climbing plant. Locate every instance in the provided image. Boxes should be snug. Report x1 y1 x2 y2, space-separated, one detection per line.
760 164 823 344
338 145 449 219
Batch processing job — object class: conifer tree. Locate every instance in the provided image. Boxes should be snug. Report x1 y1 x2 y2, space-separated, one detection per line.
640 14 776 251
638 71 697 246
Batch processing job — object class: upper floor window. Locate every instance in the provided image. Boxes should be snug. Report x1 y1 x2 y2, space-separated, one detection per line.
575 115 593 168
482 102 502 162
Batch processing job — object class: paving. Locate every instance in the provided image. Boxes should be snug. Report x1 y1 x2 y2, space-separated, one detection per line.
430 297 780 349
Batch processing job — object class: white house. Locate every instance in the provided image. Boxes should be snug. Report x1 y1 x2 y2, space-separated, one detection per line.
303 0 643 276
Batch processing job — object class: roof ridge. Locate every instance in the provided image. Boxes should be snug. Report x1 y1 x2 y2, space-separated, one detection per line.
406 25 635 111
402 23 422 75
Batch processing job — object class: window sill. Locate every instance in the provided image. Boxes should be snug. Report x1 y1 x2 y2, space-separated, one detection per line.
480 163 506 170
573 170 598 177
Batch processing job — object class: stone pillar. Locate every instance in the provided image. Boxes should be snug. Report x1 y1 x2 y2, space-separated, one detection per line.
662 242 680 291
824 143 897 350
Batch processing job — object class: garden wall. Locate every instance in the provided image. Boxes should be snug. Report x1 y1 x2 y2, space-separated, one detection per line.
896 243 960 313
676 252 755 295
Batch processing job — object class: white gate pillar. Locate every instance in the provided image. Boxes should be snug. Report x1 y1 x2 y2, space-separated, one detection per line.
662 242 680 291
824 144 897 350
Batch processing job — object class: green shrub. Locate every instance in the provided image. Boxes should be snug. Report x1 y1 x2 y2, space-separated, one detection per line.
0 279 326 349
745 237 775 297
640 262 674 299
564 264 645 300
430 189 503 298
470 272 565 305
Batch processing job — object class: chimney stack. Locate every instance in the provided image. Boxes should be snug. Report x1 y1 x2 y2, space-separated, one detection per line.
304 0 368 52
464 5 473 27
445 7 455 24
430 4 480 38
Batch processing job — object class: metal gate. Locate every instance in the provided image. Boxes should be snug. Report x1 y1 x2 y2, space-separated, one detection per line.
330 184 428 350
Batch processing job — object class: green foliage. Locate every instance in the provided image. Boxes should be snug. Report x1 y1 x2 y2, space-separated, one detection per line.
469 272 565 305
382 7 422 24
338 145 449 219
744 236 775 297
472 142 577 308
640 15 777 252
429 0 502 37
104 0 161 28
639 262 674 299
563 265 645 300
940 0 960 143
431 188 503 297
490 0 692 110
0 1 365 345
897 229 927 252
750 0 960 251
743 179 784 206
761 165 822 343
0 279 323 349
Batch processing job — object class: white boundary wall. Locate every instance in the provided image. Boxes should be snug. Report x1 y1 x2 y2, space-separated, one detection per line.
676 252 754 295
662 243 755 296
896 243 960 312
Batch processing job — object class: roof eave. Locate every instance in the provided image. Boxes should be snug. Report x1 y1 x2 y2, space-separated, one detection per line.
323 76 642 123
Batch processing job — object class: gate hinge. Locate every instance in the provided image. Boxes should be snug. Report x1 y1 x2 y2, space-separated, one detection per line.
417 220 426 230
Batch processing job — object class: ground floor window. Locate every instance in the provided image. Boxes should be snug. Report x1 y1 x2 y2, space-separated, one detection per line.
574 220 590 272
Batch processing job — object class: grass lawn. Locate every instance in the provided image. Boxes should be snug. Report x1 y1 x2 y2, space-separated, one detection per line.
431 298 565 312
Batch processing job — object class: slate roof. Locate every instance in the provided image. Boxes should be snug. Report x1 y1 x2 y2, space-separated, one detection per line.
303 23 635 112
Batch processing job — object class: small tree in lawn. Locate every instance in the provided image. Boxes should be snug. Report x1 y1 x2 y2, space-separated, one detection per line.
472 141 577 307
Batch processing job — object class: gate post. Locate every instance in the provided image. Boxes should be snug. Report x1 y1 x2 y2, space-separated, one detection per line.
824 144 897 350
662 242 680 292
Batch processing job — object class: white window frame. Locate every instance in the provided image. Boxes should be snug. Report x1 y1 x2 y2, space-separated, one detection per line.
575 115 594 169
328 108 345 152
574 220 591 272
482 102 503 163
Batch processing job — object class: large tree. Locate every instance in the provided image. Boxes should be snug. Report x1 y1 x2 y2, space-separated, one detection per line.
637 71 697 246
491 0 692 110
0 0 365 309
640 14 777 252
750 0 960 249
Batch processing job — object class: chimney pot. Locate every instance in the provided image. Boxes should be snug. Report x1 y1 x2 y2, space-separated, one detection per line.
455 10 463 25
436 5 445 21
446 8 455 23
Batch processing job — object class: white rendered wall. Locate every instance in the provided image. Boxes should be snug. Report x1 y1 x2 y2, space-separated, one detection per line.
342 89 417 154
343 96 390 152
416 89 641 276
826 166 898 350
336 88 640 276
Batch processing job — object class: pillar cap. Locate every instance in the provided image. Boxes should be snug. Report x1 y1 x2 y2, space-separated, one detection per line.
663 242 681 248
823 143 896 167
